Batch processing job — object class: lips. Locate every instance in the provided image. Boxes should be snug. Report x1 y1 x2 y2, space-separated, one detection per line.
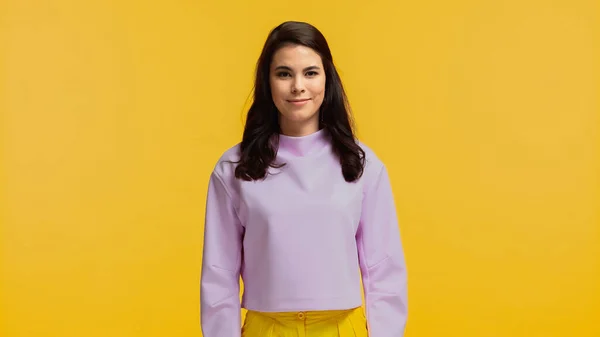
286 98 311 106
287 99 310 107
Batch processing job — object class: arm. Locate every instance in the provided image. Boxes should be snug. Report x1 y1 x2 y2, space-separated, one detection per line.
356 165 408 336
200 171 244 337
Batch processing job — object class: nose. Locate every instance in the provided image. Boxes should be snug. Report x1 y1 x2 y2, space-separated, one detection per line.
291 78 306 94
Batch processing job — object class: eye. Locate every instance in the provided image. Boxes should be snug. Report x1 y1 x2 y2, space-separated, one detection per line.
276 72 291 78
306 71 319 77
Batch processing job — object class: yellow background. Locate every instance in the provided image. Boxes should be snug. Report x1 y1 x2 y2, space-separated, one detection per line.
2 0 599 336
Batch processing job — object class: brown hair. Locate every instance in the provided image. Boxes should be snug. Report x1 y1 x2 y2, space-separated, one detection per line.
235 21 365 182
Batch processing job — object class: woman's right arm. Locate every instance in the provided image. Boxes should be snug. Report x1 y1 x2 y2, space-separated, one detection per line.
200 171 244 337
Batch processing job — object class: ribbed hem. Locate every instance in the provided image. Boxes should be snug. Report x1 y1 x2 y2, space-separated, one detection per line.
241 293 363 313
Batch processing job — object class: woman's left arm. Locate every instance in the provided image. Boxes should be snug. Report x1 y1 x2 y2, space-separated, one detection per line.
356 164 408 336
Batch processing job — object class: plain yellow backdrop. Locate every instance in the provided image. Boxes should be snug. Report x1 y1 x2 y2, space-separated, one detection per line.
1 0 599 336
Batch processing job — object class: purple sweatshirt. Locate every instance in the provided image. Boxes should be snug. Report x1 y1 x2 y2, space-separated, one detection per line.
200 128 407 336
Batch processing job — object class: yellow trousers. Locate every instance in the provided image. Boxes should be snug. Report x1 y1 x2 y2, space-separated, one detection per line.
242 307 368 337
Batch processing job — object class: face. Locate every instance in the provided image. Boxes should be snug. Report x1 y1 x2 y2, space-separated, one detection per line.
269 44 326 136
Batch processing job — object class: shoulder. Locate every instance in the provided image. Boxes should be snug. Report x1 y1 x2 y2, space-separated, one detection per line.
211 142 241 182
357 139 385 174
356 139 389 190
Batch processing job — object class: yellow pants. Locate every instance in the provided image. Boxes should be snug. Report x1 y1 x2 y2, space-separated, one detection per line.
242 307 368 337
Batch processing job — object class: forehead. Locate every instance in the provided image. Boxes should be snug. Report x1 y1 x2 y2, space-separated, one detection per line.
271 44 323 68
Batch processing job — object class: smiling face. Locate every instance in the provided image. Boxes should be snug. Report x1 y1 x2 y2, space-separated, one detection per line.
269 43 326 136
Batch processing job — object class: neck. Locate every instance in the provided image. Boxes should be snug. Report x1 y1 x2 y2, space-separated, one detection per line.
277 128 329 157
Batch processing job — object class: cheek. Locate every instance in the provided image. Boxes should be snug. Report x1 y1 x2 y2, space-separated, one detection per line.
314 78 325 94
311 79 326 102
270 82 287 102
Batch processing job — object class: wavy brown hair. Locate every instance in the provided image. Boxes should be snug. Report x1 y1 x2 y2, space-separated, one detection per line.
234 21 365 182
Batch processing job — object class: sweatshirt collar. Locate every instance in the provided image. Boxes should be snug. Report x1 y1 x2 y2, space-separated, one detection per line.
277 128 330 157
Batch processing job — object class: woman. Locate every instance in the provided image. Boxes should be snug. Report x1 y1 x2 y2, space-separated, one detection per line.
200 21 407 337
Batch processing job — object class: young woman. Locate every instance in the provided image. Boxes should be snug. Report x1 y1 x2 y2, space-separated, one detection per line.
200 21 407 337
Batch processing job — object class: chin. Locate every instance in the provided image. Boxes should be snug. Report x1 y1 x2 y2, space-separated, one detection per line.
282 111 318 123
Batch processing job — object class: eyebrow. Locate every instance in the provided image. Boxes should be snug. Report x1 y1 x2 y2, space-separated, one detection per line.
274 65 321 72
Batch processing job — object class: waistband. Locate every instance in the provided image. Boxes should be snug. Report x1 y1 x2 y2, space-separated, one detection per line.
246 307 363 325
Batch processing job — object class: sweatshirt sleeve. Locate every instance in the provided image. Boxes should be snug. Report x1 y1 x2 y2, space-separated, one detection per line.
356 164 408 336
200 171 244 337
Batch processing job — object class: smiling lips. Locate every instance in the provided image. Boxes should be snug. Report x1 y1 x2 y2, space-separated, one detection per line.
287 98 311 106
